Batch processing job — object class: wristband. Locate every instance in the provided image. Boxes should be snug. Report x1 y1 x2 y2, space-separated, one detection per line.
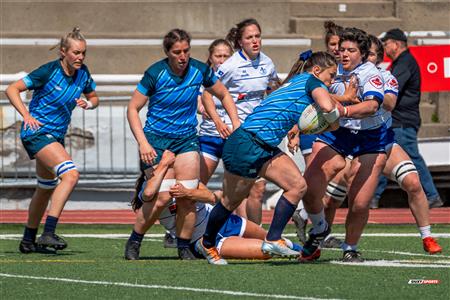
81 98 94 109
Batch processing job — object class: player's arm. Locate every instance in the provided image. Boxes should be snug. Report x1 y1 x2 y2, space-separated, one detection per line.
206 81 241 131
169 182 216 205
127 90 157 165
343 99 380 119
311 87 345 126
77 91 100 110
382 93 397 112
201 90 232 138
141 150 175 202
287 124 300 154
5 79 42 130
330 75 359 104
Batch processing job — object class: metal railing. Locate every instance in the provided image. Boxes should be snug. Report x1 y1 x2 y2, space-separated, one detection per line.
0 96 142 187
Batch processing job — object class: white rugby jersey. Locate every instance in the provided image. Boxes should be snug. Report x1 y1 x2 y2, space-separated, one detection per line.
216 50 278 126
330 61 385 130
159 200 212 243
379 68 399 128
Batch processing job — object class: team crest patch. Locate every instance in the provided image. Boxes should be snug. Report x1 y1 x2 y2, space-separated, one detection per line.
388 78 398 89
369 76 383 88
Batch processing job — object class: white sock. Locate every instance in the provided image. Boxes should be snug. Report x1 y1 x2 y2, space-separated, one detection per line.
296 200 305 210
341 242 357 252
419 225 431 239
299 208 309 220
309 210 327 234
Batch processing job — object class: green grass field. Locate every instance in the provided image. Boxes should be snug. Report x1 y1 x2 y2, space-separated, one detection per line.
1 224 449 300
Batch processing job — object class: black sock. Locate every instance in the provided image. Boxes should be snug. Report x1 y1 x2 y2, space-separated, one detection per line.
177 237 191 249
203 201 232 248
43 216 59 234
129 230 144 243
266 195 297 241
23 226 38 242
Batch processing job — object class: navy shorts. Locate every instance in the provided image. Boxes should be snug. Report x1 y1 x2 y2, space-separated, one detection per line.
222 127 282 178
199 135 226 161
141 131 199 170
299 134 318 155
21 132 65 159
317 126 389 158
216 214 246 252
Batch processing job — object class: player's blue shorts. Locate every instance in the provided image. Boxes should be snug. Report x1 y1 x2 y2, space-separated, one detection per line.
216 214 246 252
317 126 389 158
384 127 396 152
141 131 199 170
21 131 65 159
299 134 318 155
198 135 226 162
222 127 282 178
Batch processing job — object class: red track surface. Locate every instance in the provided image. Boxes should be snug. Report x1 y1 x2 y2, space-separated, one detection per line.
1 208 449 224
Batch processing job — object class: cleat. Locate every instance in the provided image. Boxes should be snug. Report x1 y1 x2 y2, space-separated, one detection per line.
195 238 227 265
124 240 141 260
19 240 55 254
36 232 67 250
163 232 177 248
342 250 364 262
428 198 444 209
322 236 343 249
19 239 36 254
178 247 198 260
299 226 331 262
262 239 299 257
292 209 308 244
423 237 442 254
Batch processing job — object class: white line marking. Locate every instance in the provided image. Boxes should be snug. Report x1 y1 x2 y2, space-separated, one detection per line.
0 273 341 300
330 260 450 268
324 248 450 259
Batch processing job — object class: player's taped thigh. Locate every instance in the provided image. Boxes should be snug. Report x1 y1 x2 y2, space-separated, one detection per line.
53 160 77 178
36 175 59 189
177 179 199 189
390 160 417 187
325 181 347 202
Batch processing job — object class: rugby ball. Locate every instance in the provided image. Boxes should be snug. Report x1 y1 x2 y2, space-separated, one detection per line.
298 103 330 134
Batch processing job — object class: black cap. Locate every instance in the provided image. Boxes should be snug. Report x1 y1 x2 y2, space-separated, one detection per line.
381 28 407 42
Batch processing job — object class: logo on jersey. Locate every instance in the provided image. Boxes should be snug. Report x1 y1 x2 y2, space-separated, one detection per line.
241 70 250 78
55 86 62 91
369 75 383 89
237 93 247 101
259 67 267 75
217 70 224 77
388 78 398 89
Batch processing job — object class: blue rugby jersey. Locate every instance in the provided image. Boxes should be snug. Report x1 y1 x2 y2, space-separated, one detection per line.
137 58 217 137
21 60 96 139
242 73 326 148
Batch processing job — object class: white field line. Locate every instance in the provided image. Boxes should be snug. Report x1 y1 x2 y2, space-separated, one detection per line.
324 248 450 259
0 273 340 300
330 260 450 269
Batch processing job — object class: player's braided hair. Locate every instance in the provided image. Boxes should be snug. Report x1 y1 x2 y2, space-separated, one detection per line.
206 39 233 67
324 21 343 46
50 27 86 54
226 18 261 50
163 28 191 53
339 27 371 60
131 171 146 211
283 51 337 84
368 34 385 65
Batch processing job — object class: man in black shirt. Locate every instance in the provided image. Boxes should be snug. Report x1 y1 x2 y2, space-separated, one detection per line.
372 28 443 208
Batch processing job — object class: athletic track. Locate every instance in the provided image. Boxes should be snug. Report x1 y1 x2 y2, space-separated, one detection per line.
1 208 449 224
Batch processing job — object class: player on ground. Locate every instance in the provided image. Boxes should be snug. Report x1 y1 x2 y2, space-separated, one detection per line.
132 150 301 260
124 29 240 260
197 51 345 265
6 27 99 253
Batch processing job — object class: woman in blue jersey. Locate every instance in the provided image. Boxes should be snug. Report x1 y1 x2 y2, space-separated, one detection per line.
301 28 388 263
6 27 99 253
196 51 345 265
125 29 240 260
367 35 442 254
202 18 281 225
